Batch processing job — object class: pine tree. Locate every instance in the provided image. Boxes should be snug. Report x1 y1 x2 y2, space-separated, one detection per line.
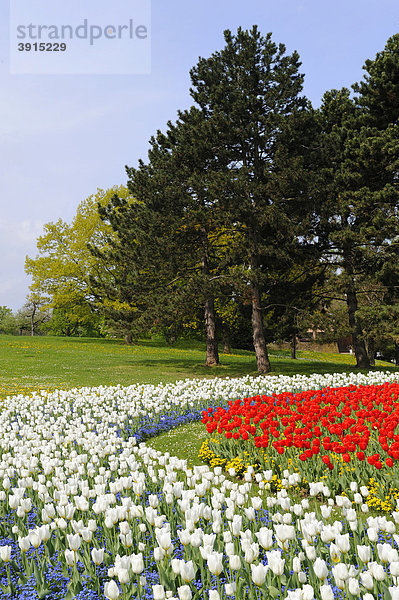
315 35 399 368
188 26 310 372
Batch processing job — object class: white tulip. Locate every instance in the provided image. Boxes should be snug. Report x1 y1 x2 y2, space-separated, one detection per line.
293 556 301 573
319 585 334 600
369 561 386 581
367 527 378 542
177 585 192 600
154 547 164 561
301 584 314 600
117 568 129 585
180 560 196 583
357 544 371 563
313 558 328 581
28 530 41 549
67 533 81 551
152 585 166 600
389 586 399 600
332 563 349 582
18 536 30 553
225 582 236 596
251 562 268 586
104 580 120 600
274 524 295 543
266 550 285 576
91 547 104 566
320 505 332 519
255 527 274 550
298 571 307 584
131 552 144 574
0 546 11 562
178 529 191 546
229 555 241 570
378 543 399 563
304 545 316 561
335 533 350 554
329 543 341 563
360 571 374 590
207 552 223 576
64 549 77 566
348 578 360 595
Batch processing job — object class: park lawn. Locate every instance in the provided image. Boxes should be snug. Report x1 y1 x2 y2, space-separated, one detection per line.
0 333 396 399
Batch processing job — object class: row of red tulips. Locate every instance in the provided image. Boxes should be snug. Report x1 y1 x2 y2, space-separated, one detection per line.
201 382 399 496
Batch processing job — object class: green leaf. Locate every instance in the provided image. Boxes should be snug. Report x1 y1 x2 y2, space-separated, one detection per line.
37 588 52 599
269 586 280 598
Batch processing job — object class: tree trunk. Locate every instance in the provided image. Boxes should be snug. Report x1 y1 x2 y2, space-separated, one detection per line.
204 297 219 366
201 243 219 367
366 336 375 367
124 332 133 345
395 343 399 366
251 283 271 373
30 304 36 337
291 334 297 359
222 331 231 354
346 283 370 369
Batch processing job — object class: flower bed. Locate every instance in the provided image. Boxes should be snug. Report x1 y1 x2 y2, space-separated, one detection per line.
0 371 398 599
201 381 399 510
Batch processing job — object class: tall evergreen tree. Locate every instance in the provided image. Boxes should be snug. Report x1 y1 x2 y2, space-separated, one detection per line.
188 26 310 372
315 35 399 368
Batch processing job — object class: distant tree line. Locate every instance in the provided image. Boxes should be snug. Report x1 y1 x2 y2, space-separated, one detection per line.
20 28 399 372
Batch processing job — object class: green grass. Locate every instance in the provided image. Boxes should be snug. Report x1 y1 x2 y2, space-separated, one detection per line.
146 421 207 466
0 333 396 399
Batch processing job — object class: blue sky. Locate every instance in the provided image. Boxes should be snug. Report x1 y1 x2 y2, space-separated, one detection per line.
0 0 398 310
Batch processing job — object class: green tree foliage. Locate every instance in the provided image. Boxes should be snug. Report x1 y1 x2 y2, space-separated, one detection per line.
25 187 131 336
0 306 17 334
